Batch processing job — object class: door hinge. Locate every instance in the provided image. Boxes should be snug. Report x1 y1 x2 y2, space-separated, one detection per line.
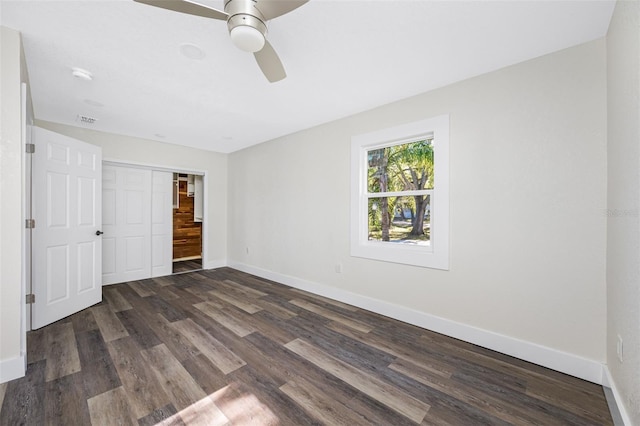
25 143 35 154
26 294 35 304
25 218 35 229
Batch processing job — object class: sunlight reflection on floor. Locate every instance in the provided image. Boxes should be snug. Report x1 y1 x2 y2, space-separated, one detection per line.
156 384 280 425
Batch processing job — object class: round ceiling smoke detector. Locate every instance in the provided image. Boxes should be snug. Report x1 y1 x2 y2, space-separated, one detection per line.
71 67 93 81
179 43 205 60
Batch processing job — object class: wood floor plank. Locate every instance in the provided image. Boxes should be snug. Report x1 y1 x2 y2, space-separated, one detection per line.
167 285 208 305
137 403 184 426
170 318 246 374
217 279 268 299
255 298 298 320
0 360 45 425
189 326 327 425
421 401 510 426
182 285 211 301
208 289 263 314
525 376 613 424
180 354 228 395
137 313 200 362
75 330 122 398
226 366 319 425
239 331 417 426
289 287 359 312
91 304 129 342
70 308 100 334
87 386 138 426
140 344 207 411
452 368 607 425
280 377 371 425
284 314 396 371
247 310 300 345
107 336 171 419
0 383 6 409
26 328 46 365
419 331 574 389
156 286 180 301
44 372 92 425
151 276 177 287
194 301 256 337
128 280 156 297
145 294 188 322
102 287 132 312
289 299 373 333
174 396 229 426
326 321 455 379
209 383 280 425
285 338 430 423
116 308 162 349
389 357 544 425
222 278 268 297
45 322 81 382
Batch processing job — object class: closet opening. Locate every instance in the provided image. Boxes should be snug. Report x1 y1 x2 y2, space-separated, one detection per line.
172 173 203 274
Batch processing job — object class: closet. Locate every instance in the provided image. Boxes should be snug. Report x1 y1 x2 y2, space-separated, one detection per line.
172 173 203 272
102 165 203 285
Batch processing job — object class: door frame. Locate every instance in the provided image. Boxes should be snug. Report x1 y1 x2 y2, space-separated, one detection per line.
21 83 30 348
102 159 208 278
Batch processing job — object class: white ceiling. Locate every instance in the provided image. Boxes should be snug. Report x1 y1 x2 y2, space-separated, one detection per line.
1 0 615 153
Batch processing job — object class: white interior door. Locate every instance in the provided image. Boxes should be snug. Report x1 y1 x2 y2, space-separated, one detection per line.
102 165 152 285
32 127 102 329
151 170 173 277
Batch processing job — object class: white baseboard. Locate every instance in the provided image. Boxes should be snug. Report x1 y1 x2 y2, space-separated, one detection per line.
203 259 228 270
0 354 26 384
603 366 633 425
229 261 605 385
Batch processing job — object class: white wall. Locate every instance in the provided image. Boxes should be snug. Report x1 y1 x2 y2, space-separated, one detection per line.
606 1 640 424
228 39 608 380
34 121 228 269
0 27 27 382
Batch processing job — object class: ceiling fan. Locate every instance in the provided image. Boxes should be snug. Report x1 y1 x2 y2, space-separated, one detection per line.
134 0 308 82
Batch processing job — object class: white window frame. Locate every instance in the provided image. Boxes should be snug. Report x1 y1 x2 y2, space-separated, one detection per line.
350 115 449 269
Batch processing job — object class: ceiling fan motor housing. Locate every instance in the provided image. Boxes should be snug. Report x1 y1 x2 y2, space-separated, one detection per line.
225 0 267 43
227 14 267 37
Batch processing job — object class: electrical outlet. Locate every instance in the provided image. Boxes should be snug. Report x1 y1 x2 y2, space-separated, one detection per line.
335 263 343 273
616 335 624 363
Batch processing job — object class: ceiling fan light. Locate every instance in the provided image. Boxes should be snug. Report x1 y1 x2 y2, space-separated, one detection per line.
230 26 265 53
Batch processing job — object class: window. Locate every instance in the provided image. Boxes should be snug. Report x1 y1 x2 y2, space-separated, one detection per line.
350 115 449 269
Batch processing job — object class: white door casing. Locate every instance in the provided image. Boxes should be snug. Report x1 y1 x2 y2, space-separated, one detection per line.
151 170 173 277
32 127 102 329
194 174 203 223
102 165 152 285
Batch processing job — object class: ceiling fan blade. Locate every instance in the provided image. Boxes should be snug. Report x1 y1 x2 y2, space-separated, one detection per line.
134 0 228 20
254 40 286 82
256 0 309 21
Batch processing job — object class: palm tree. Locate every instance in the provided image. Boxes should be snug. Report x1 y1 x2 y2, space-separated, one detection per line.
387 139 434 236
368 148 391 241
368 139 434 241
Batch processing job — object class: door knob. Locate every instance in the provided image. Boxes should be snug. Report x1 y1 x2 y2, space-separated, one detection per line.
96 230 104 236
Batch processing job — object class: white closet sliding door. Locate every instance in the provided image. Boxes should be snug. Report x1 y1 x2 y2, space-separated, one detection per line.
102 164 177 285
102 165 152 285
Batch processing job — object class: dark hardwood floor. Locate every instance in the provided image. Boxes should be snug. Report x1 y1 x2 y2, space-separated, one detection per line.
173 259 203 274
0 268 613 425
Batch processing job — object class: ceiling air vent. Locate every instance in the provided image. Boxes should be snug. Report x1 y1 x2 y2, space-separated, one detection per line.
76 114 97 125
